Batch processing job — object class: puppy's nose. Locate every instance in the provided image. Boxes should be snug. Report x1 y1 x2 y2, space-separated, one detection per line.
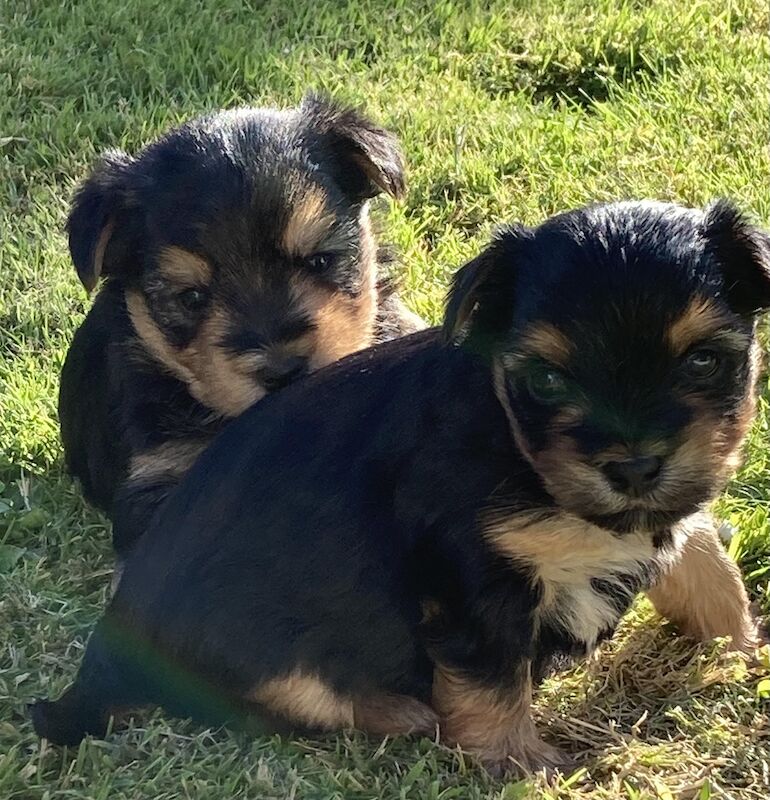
602 456 662 496
256 356 308 392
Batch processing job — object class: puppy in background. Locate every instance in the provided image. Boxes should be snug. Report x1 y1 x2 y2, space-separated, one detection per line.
59 95 424 559
35 200 769 772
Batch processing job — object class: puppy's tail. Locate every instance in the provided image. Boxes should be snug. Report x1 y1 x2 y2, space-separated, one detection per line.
30 622 142 746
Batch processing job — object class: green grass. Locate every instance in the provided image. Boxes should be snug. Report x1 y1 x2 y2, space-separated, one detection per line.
1 0 769 796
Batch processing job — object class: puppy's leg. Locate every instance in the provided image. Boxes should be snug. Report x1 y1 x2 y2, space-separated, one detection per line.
353 692 439 736
433 662 566 776
248 671 437 737
647 513 759 652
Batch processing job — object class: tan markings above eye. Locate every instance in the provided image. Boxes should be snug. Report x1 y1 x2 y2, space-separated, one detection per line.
667 297 738 357
510 323 572 368
282 186 336 258
158 247 213 287
500 352 524 371
700 328 752 353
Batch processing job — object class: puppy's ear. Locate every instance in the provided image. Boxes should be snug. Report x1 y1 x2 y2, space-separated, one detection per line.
703 199 770 315
67 150 136 292
443 225 529 345
301 93 405 200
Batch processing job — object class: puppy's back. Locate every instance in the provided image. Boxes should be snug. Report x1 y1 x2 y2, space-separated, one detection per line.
129 327 447 564
108 329 463 697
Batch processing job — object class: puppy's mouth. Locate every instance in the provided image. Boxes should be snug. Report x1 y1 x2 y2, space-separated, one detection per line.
583 505 700 534
540 462 716 534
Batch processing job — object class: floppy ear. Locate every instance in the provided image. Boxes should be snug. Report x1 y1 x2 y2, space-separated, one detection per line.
442 225 528 345
67 150 135 292
301 93 405 200
703 199 770 315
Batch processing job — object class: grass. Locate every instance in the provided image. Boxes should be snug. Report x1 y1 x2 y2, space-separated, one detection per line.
1 0 769 796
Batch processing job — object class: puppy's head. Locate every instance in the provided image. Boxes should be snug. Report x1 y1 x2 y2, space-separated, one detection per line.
445 200 770 532
68 95 404 416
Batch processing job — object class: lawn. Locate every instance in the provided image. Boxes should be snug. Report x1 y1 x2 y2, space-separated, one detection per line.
1 0 769 797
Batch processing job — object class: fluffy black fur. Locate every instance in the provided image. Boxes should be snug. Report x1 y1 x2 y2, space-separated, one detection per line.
59 95 424 557
36 201 770 767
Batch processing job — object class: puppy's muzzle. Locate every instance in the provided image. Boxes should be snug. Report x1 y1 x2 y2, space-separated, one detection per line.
601 455 662 497
256 355 308 391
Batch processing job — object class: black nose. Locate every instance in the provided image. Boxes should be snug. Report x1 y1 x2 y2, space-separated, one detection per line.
602 456 662 496
256 356 308 392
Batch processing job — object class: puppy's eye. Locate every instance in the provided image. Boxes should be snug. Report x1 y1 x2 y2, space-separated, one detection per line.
526 368 570 403
178 288 209 312
304 253 337 273
682 348 720 379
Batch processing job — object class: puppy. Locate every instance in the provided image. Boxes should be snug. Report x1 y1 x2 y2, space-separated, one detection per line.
34 201 769 774
59 95 424 558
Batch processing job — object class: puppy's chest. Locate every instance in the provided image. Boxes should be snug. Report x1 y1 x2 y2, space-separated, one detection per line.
487 514 663 653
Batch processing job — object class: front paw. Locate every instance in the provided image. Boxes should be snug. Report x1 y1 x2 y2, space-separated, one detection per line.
733 602 770 658
722 602 769 656
481 739 574 778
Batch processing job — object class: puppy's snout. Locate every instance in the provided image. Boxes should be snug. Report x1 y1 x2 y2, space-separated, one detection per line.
602 456 662 496
256 356 308 392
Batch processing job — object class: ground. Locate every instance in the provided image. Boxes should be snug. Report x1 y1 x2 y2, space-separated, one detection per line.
1 0 769 797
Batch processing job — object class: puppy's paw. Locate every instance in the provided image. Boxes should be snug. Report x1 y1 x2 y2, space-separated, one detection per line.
725 602 769 656
749 602 770 642
481 739 573 779
735 602 770 663
353 693 439 737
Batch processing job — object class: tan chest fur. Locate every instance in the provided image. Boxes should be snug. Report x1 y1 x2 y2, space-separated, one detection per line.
485 512 685 650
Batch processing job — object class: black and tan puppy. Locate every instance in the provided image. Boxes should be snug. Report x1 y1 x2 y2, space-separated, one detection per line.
59 95 423 558
34 201 769 773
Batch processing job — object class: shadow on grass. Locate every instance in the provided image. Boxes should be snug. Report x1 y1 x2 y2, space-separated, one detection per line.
539 618 760 772
466 43 680 109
